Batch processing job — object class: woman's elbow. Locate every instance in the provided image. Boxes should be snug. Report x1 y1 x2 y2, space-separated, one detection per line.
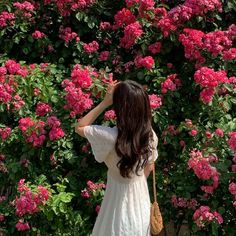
75 124 86 137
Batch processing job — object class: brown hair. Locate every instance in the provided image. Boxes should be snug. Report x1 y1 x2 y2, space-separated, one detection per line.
113 80 153 178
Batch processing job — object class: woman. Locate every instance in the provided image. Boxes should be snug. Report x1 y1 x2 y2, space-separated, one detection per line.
75 80 158 236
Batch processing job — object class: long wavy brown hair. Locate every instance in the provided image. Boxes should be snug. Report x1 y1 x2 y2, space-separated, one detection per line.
113 80 154 178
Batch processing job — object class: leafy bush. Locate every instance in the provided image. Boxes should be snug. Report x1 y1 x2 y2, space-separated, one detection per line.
0 0 236 235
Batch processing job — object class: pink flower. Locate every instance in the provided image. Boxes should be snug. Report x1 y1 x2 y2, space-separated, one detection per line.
81 189 90 198
37 186 50 202
87 180 97 191
59 26 79 44
205 131 213 139
231 165 236 172
33 88 40 96
179 140 186 147
227 132 236 151
62 81 93 116
36 102 52 116
104 110 116 121
83 41 99 54
125 0 139 8
114 8 136 29
161 74 180 94
13 1 35 11
47 116 61 128
200 88 215 104
15 191 38 216
148 42 162 54
134 55 155 70
49 127 65 141
201 185 214 194
120 22 143 49
149 94 162 109
0 11 15 28
189 129 198 136
0 154 6 161
0 127 11 141
32 30 45 39
0 66 7 75
16 220 30 231
95 205 101 214
233 154 236 163
229 182 236 195
99 51 110 61
71 64 93 89
215 128 224 137
194 159 212 180
5 59 20 74
0 214 5 222
222 48 236 60
99 22 111 30
193 206 223 227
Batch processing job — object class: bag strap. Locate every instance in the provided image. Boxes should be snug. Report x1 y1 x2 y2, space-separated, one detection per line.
152 140 157 203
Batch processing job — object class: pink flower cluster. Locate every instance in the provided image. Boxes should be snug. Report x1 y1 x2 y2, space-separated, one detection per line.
59 26 80 44
194 67 228 103
36 102 52 116
193 206 223 227
71 64 93 89
149 94 162 109
0 11 15 28
13 1 35 12
161 74 181 94
120 22 143 49
81 180 106 199
32 30 45 39
227 132 236 151
157 0 222 37
188 149 219 194
44 0 96 16
171 195 198 209
15 179 50 217
228 182 236 207
222 48 236 60
47 116 65 141
215 128 224 137
179 25 235 67
83 41 99 54
62 64 97 117
104 110 116 121
0 127 11 141
203 30 232 57
113 8 136 29
179 29 205 65
99 51 110 61
19 117 46 147
134 55 155 70
125 0 139 8
16 220 30 231
148 42 162 54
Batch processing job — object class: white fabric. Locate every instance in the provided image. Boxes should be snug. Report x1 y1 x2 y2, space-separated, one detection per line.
84 125 158 236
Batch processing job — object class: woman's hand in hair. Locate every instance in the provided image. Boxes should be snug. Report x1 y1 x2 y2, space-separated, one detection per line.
102 80 120 107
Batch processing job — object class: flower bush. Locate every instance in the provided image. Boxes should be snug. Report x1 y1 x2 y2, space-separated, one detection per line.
0 0 236 235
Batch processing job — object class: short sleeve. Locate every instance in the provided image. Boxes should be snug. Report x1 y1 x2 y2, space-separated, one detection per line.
84 125 117 163
148 131 158 164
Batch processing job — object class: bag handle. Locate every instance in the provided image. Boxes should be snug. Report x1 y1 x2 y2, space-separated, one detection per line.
152 140 157 203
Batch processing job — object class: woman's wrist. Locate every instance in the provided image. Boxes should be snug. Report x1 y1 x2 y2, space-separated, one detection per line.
100 100 111 109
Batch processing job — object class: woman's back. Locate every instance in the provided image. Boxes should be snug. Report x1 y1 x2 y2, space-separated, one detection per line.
84 125 158 236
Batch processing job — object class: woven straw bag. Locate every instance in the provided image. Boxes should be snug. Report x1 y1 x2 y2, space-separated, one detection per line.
150 143 163 235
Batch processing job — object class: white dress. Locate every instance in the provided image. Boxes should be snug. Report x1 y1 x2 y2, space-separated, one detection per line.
84 125 158 236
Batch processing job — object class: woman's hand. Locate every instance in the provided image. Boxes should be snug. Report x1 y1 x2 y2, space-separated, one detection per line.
102 80 120 107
